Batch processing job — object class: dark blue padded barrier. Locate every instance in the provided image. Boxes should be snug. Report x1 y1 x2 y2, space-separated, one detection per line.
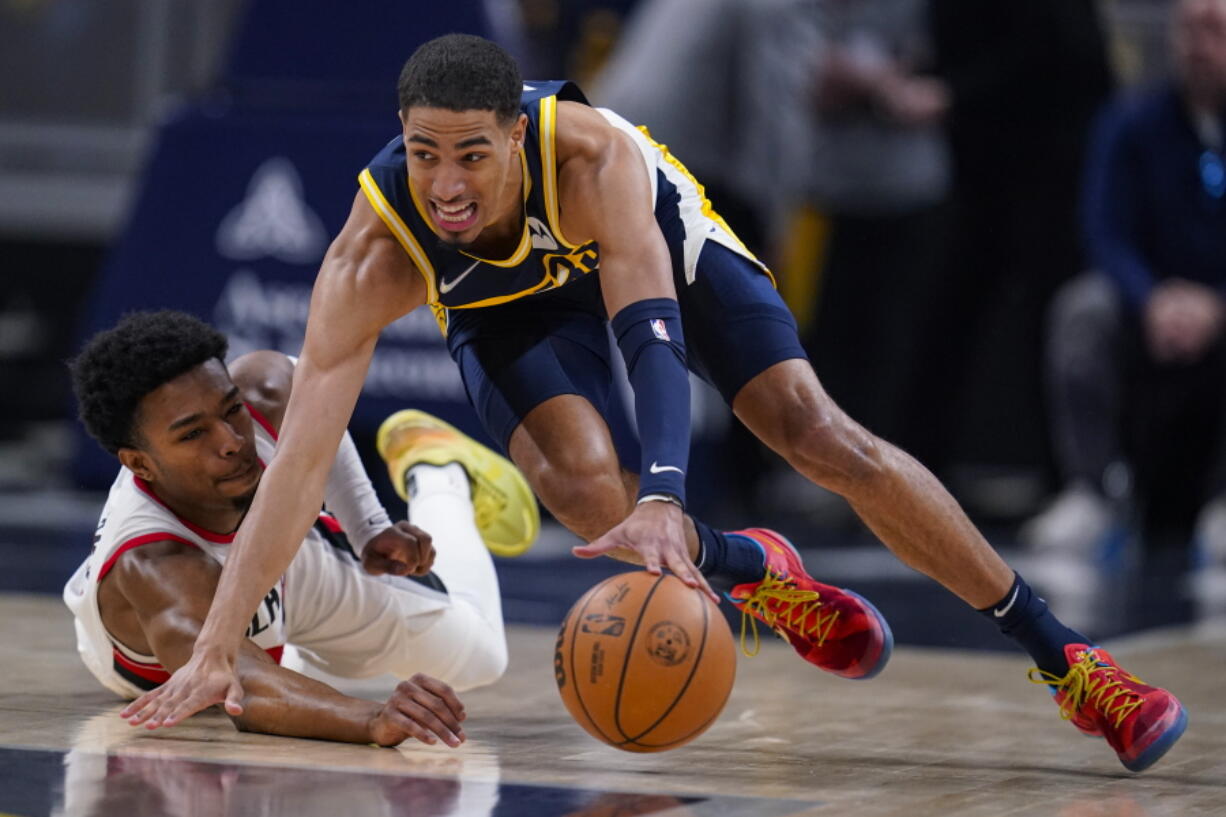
219 0 497 111
73 102 475 487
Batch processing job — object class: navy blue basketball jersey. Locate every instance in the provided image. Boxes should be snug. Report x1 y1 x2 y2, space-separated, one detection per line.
359 80 766 335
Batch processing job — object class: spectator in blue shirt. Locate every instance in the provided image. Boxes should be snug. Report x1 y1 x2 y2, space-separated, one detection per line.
1023 0 1226 617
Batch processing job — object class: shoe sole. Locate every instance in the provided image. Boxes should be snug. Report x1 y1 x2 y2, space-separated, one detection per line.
1123 703 1189 773
739 528 894 680
376 409 539 557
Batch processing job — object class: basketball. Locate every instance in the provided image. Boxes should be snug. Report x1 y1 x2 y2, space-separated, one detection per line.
553 570 736 752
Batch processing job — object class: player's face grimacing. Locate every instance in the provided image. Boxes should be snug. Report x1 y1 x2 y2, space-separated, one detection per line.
399 106 527 248
119 359 262 513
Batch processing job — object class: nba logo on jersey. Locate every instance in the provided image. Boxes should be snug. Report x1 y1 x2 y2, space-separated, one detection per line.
650 319 670 341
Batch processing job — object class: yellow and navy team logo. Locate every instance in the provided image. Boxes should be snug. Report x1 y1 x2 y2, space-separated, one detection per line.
543 242 599 287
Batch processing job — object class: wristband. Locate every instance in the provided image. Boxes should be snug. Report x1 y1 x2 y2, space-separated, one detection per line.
637 492 684 509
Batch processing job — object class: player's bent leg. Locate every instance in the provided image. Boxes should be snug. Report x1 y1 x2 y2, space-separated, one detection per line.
287 462 507 692
399 461 508 689
507 394 635 544
377 409 540 557
733 359 1015 608
733 360 1187 768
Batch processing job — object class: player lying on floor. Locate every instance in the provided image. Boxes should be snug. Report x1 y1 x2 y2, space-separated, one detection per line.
64 310 538 746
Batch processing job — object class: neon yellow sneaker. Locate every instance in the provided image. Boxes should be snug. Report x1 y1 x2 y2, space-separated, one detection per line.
376 410 539 557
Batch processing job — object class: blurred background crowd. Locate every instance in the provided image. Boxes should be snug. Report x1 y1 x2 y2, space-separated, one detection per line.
1 0 1224 643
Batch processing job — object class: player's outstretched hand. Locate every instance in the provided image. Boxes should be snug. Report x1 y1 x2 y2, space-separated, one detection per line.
573 501 719 603
362 521 436 577
120 645 244 729
368 674 467 747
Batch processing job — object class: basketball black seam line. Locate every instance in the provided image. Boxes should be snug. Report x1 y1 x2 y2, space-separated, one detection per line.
612 573 666 743
627 703 727 750
627 603 732 749
569 582 620 746
617 577 711 746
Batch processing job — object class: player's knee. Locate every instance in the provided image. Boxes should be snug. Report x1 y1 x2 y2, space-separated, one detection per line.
534 448 629 533
449 631 508 691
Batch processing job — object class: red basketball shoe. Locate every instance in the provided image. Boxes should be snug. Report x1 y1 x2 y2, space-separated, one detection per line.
1030 643 1188 772
725 528 893 679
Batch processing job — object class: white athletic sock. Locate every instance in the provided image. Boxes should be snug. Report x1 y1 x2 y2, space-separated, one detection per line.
406 463 502 628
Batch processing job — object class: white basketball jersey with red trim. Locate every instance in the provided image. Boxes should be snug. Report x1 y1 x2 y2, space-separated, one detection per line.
63 418 289 699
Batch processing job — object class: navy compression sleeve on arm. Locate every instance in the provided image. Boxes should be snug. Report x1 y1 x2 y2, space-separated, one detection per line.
610 298 691 506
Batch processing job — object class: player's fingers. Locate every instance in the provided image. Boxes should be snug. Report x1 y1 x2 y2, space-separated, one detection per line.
369 551 411 576
384 708 438 746
663 549 696 586
150 690 202 729
140 690 185 729
121 688 162 720
408 689 465 739
396 520 431 543
400 698 463 747
124 698 161 726
411 674 465 720
398 679 463 736
133 684 188 727
415 543 437 575
572 534 620 559
693 569 720 605
640 544 663 575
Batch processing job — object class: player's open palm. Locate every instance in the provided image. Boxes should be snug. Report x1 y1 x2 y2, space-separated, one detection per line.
368 674 467 747
120 647 244 729
573 502 718 603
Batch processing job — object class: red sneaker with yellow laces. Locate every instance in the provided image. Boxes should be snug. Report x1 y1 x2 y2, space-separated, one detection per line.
1030 643 1188 772
726 528 893 679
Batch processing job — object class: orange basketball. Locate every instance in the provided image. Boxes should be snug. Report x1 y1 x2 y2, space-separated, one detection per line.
554 570 736 752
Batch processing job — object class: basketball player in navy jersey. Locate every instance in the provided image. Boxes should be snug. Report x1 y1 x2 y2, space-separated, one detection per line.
126 35 1186 771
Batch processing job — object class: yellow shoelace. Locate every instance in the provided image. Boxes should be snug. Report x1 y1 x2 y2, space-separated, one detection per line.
736 569 840 657
1028 649 1144 729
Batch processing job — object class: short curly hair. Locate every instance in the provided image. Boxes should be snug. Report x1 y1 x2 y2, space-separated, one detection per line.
70 310 229 454
397 33 522 125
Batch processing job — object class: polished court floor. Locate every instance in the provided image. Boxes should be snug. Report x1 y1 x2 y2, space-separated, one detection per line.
1 594 1223 817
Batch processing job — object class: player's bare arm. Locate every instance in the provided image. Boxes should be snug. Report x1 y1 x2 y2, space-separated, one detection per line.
123 192 429 728
228 350 436 577
548 102 713 599
105 540 464 746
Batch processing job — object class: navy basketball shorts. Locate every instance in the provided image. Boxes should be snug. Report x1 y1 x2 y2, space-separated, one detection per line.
446 241 808 453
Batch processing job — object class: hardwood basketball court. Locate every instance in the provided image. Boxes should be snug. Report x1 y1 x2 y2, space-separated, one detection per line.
1 594 1222 817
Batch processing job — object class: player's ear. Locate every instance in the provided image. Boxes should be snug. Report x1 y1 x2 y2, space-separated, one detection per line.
117 447 155 482
509 113 528 152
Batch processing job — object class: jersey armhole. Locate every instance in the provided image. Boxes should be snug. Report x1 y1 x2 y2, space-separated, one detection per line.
538 96 580 251
97 533 201 583
357 169 440 303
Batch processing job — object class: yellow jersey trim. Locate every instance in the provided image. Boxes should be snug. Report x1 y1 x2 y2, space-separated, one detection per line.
635 126 776 287
445 276 556 310
357 169 448 335
405 153 534 269
539 96 580 251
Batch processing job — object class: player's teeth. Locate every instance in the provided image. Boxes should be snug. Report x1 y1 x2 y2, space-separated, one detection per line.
437 203 474 222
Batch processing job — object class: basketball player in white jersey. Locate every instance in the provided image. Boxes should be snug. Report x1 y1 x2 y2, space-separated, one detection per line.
64 309 538 746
